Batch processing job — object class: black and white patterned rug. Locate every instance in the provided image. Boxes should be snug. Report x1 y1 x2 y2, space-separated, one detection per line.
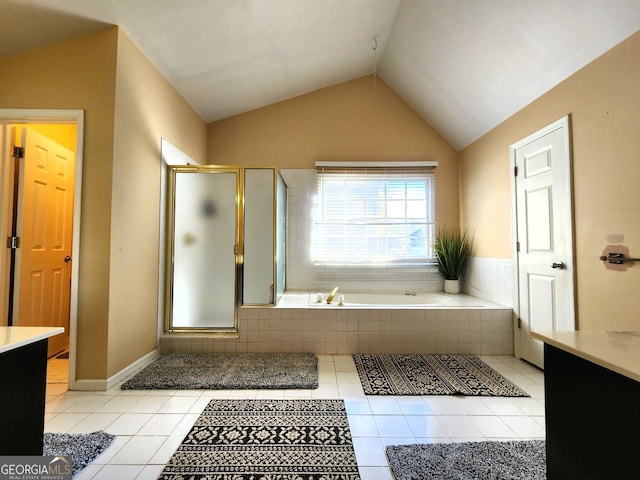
354 354 530 396
386 440 546 480
44 431 115 476
159 399 360 480
121 353 318 390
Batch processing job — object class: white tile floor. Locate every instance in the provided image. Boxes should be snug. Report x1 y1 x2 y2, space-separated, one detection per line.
45 355 546 480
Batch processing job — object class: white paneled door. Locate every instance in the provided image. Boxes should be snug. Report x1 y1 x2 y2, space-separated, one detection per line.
14 127 75 357
512 116 575 368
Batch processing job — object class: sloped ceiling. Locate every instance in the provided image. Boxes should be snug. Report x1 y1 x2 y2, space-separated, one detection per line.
2 0 640 150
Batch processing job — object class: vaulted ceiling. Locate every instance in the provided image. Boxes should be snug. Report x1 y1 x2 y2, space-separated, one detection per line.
2 0 640 149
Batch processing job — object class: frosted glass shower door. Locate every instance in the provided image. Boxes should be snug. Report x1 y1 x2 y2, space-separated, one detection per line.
168 168 239 331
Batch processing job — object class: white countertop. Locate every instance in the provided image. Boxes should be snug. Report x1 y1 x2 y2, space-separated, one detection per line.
0 326 64 354
532 330 640 382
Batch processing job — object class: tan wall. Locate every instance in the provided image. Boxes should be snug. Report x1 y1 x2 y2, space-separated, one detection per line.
208 76 461 228
108 30 206 377
1 27 207 381
461 31 640 331
0 28 118 379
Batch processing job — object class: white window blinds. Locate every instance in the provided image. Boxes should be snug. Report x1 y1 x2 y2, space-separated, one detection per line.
314 162 437 266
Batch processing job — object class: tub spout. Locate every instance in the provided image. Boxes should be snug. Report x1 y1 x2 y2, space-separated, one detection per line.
326 287 339 304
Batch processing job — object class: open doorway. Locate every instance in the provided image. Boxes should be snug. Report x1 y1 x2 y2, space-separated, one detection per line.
0 109 84 391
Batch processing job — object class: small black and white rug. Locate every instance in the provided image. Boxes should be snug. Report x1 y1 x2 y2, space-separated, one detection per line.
44 431 115 476
121 352 318 390
386 440 546 480
159 399 360 480
354 354 530 396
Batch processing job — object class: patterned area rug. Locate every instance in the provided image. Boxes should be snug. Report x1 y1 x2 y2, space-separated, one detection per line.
121 353 318 390
386 440 546 480
43 431 115 476
353 354 529 396
159 399 360 480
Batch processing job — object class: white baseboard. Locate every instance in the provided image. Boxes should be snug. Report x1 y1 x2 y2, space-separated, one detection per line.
69 349 160 391
70 378 108 391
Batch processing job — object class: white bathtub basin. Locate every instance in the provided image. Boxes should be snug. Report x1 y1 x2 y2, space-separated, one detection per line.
275 291 508 309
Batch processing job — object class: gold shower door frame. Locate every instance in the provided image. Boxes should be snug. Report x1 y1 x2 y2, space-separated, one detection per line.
164 165 244 334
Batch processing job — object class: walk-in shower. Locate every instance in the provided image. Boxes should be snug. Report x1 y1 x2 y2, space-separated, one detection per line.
164 165 286 333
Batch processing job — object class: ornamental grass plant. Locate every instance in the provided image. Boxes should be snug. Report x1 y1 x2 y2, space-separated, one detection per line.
432 226 473 280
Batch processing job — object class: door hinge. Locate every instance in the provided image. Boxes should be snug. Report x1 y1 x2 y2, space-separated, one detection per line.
516 241 520 252
517 317 521 329
514 165 518 176
12 146 24 159
7 236 20 249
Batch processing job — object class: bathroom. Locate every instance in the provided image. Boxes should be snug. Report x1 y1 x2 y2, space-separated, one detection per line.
160 157 514 357
159 39 640 359
2 10 640 478
2 24 639 392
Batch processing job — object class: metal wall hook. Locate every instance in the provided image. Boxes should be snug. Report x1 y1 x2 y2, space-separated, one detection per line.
599 253 640 264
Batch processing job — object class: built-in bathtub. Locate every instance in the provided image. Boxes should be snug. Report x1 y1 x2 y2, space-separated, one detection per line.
282 291 503 308
160 290 514 356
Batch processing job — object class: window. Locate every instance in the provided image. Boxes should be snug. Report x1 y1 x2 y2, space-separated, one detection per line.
314 162 437 266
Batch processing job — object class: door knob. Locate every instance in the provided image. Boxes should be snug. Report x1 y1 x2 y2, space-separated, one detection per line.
551 262 565 270
64 255 72 263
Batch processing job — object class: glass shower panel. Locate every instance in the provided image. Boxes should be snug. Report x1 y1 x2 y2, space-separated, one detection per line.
243 169 274 305
276 173 287 301
170 170 238 330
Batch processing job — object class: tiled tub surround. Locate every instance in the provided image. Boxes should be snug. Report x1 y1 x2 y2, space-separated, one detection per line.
281 169 445 293
160 293 514 356
280 168 515 298
462 257 514 308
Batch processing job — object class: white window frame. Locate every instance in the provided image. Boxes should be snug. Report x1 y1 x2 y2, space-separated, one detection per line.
313 162 438 274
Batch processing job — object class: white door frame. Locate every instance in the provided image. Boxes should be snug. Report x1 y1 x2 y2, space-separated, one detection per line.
510 115 576 360
0 109 84 389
